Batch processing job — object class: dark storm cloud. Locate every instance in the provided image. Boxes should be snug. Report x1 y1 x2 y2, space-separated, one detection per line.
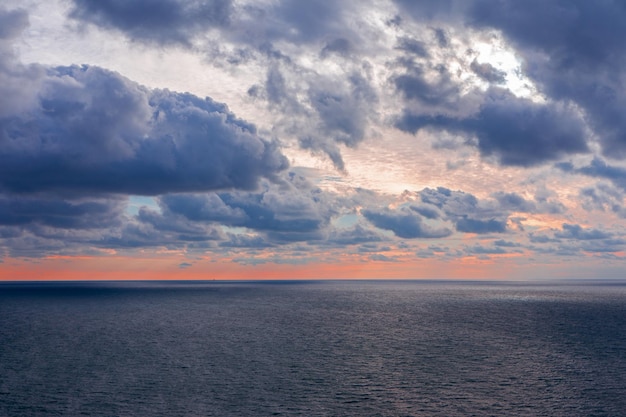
362 206 452 239
69 0 359 53
466 0 626 159
309 76 372 148
136 206 224 241
69 0 232 46
391 0 626 169
0 64 288 195
494 239 520 248
397 89 588 166
163 192 323 236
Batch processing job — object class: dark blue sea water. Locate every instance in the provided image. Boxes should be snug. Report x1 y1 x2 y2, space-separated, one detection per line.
1 280 625 416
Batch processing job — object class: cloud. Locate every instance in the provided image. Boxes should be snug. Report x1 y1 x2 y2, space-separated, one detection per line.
0 8 44 119
466 0 626 159
492 192 536 212
69 0 232 46
397 89 589 167
416 187 519 234
393 63 460 108
0 64 288 195
579 183 626 217
0 195 124 229
158 173 335 243
362 206 452 239
4 2 626 271
68 0 380 171
555 223 612 241
252 62 378 171
369 253 397 262
325 224 385 246
0 7 28 40
395 37 430 57
455 217 507 234
494 239 520 248
393 0 456 21
577 159 626 191
465 244 508 255
470 59 506 84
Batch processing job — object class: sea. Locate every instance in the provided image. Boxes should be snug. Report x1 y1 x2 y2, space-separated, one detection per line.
1 280 625 416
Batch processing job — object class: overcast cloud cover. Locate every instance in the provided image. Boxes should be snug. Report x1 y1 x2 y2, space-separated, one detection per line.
1 0 626 279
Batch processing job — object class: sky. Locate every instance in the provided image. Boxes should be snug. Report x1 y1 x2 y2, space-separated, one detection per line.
1 0 626 280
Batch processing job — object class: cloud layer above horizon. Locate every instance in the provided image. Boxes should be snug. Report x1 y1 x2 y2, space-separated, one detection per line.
1 1 626 278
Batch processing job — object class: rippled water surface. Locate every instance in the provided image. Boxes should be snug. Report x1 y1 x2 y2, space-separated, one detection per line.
1 280 625 416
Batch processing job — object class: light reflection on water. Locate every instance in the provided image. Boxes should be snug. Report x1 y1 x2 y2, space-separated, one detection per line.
1 280 625 416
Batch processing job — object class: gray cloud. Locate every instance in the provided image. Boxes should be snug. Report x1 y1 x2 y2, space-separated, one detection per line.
0 7 28 40
416 187 518 234
393 63 460 108
555 223 612 241
467 0 626 159
257 65 378 171
579 183 626 217
557 158 626 193
395 37 429 57
0 64 287 195
470 59 506 84
362 206 452 239
325 224 385 246
158 173 335 243
68 0 379 171
65 0 626 172
393 0 456 21
397 89 589 166
69 0 232 46
465 244 508 255
492 192 536 212
0 196 124 230
455 217 507 234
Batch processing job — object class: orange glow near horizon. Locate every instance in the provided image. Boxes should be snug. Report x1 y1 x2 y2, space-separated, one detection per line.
0 252 557 281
